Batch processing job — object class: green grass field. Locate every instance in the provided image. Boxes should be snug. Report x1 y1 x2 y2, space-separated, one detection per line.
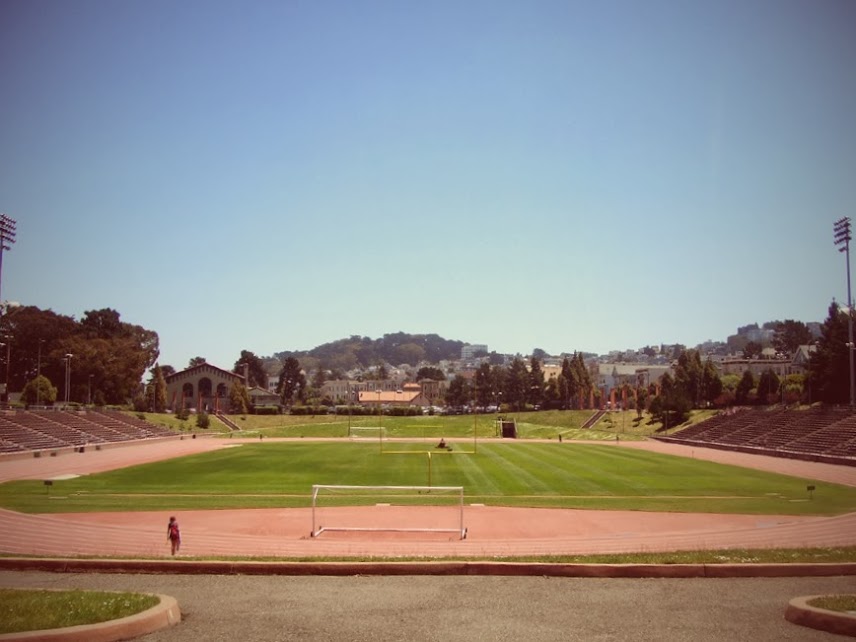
144 408 669 440
3 442 854 516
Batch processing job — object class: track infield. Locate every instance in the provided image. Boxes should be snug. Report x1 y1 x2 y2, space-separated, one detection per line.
1 437 855 558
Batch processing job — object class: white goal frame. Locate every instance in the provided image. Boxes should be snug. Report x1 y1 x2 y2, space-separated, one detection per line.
310 484 467 539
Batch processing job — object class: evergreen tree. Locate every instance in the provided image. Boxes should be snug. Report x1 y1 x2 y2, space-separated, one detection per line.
809 301 851 404
736 370 755 405
756 369 781 405
527 357 545 407
147 364 168 413
229 381 250 414
277 357 306 406
504 357 529 411
445 374 470 408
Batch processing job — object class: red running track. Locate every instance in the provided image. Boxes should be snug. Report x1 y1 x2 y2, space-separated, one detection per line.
1 437 855 558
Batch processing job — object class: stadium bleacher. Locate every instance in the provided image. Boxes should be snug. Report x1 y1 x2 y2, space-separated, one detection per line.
657 406 856 466
0 409 174 454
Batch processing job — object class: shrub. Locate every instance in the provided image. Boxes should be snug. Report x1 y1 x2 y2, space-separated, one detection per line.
196 411 210 429
254 406 280 415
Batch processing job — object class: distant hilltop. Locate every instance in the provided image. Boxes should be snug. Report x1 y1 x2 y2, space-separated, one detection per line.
267 319 820 372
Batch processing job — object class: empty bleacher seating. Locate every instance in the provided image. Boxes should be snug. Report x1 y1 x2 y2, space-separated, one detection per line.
0 409 174 454
657 406 856 465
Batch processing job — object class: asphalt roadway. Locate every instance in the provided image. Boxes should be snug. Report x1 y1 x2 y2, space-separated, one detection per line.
2 571 855 641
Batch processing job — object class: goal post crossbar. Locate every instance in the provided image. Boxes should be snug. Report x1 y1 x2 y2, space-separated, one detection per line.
310 484 466 539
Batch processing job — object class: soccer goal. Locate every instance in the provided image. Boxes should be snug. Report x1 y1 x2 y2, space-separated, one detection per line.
348 426 386 440
310 484 467 539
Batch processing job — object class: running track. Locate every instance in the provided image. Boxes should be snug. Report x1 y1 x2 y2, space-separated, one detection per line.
1 437 855 558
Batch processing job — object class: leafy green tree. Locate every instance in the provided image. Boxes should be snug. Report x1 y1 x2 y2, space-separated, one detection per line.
527 357 545 406
809 302 851 404
196 411 210 429
773 320 813 356
756 369 781 405
229 381 250 414
444 374 470 408
700 359 722 405
234 350 268 389
308 368 327 405
674 350 704 407
473 362 496 408
22 375 57 405
146 364 168 413
650 372 691 427
277 357 306 406
544 376 561 409
557 374 570 410
736 370 755 405
503 357 529 411
189 357 207 368
0 306 158 405
743 341 763 359
531 348 549 360
416 366 445 381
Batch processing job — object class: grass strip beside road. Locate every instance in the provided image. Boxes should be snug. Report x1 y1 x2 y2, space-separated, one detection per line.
0 588 159 634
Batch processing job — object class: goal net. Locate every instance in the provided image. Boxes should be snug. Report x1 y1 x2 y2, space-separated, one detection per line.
348 426 386 440
310 484 467 539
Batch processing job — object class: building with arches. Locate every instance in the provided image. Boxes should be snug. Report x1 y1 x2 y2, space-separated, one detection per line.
165 362 245 413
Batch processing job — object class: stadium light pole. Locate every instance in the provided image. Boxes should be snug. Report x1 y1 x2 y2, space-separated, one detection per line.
64 353 73 407
834 217 855 409
0 215 17 307
36 339 44 407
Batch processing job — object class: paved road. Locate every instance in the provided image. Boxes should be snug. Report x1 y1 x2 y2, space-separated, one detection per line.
2 571 855 641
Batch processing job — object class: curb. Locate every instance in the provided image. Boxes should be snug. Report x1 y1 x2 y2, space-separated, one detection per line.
785 595 856 638
0 592 180 642
2 557 856 578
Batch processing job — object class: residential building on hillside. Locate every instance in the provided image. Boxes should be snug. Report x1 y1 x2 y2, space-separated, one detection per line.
461 344 488 360
357 383 429 407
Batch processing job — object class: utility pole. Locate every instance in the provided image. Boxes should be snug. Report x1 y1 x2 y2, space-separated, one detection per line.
834 217 854 409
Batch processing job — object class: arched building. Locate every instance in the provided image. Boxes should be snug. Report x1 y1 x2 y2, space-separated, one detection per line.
165 362 245 413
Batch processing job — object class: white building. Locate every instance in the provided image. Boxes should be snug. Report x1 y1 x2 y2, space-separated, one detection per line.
461 344 488 360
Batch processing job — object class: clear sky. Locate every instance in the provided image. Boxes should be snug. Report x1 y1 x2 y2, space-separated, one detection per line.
1 0 854 370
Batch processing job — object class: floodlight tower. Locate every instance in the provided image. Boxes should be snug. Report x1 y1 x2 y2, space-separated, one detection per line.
834 217 854 408
0 215 17 305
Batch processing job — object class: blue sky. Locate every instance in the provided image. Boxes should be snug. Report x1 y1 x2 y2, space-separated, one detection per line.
1 0 854 370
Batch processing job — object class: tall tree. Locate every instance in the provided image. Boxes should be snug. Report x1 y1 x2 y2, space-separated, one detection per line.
701 359 723 405
444 374 470 408
504 357 529 411
233 350 268 389
229 380 250 414
674 349 704 407
735 370 755 405
188 357 207 368
809 301 850 404
756 369 781 405
527 357 545 407
773 319 813 355
743 341 763 359
147 364 168 413
277 357 305 406
473 362 495 408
